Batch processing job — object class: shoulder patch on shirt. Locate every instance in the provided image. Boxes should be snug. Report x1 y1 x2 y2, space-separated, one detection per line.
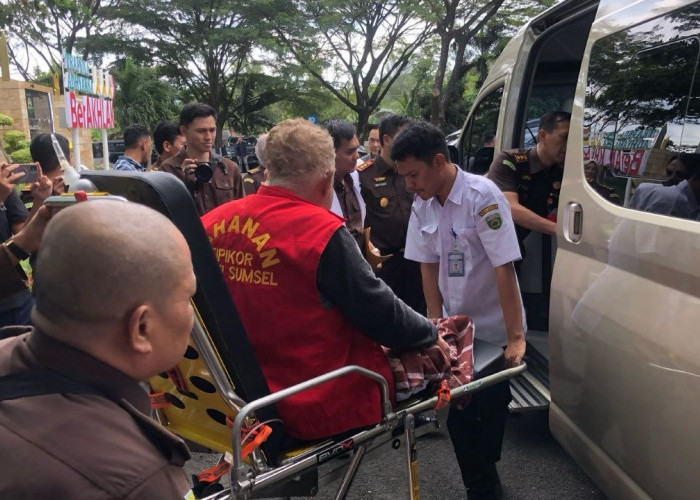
485 213 503 230
512 152 528 163
478 203 499 217
243 177 254 183
356 159 374 172
503 159 517 171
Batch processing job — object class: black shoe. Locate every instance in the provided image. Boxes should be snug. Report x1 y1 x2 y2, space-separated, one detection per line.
466 465 502 500
467 481 502 500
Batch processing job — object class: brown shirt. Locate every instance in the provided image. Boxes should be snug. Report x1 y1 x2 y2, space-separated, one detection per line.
487 147 563 216
242 167 265 196
358 156 414 253
333 173 363 248
160 147 244 215
0 329 192 499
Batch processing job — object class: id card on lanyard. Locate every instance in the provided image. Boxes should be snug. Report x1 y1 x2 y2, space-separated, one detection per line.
448 228 465 277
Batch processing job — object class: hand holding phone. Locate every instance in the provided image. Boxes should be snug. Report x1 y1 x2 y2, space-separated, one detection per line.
15 163 40 184
1 164 28 201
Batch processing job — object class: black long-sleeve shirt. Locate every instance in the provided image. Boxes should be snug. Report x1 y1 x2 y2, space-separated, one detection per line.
317 227 436 351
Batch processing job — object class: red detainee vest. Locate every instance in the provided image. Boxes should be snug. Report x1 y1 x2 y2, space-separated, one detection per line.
201 185 395 440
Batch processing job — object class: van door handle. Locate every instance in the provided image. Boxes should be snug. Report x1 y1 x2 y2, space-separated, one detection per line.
563 202 583 243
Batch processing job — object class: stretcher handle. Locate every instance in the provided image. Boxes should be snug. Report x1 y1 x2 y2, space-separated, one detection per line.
231 365 391 491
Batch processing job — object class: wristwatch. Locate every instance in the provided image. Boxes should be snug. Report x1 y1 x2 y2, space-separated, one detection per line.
5 240 31 261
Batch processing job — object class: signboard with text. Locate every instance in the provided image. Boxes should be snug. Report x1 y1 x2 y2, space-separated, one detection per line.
583 126 663 177
62 52 115 130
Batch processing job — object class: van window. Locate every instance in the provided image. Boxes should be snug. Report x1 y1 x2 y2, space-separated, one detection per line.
584 4 700 220
463 86 503 174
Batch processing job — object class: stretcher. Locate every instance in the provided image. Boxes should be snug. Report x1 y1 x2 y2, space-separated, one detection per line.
78 171 527 499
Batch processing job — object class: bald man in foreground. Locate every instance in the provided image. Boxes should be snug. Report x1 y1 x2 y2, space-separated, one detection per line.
0 201 196 498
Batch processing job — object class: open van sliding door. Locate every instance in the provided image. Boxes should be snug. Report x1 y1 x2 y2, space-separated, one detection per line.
550 2 700 498
457 0 599 412
493 1 598 411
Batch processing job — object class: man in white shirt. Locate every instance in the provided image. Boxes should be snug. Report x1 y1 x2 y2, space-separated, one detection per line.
395 121 526 500
322 119 366 249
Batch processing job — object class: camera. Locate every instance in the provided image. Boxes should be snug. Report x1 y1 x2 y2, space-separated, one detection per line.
194 162 213 183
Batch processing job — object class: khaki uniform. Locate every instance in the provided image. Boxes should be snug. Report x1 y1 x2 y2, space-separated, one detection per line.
358 156 426 314
160 147 244 215
488 148 563 243
333 173 364 249
242 166 265 196
0 329 192 498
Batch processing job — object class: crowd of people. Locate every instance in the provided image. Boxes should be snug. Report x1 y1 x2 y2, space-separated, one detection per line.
0 105 587 499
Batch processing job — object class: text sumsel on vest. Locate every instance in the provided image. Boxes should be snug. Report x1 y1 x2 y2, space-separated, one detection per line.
210 215 280 287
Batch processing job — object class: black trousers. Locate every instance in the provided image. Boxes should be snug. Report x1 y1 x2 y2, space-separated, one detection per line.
447 379 512 493
376 254 426 315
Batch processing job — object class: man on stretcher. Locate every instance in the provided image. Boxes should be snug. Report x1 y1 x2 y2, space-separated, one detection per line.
202 118 472 441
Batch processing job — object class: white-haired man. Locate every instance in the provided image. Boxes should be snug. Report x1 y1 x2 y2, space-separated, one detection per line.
201 118 437 440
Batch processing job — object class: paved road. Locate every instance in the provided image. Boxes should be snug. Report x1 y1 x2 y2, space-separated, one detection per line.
185 410 607 499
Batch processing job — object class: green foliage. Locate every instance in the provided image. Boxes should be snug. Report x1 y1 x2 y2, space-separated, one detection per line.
88 0 260 142
266 0 432 135
110 58 180 131
380 54 437 118
10 147 32 163
0 0 106 80
90 129 102 142
3 130 27 153
29 66 60 88
0 114 13 127
424 0 555 126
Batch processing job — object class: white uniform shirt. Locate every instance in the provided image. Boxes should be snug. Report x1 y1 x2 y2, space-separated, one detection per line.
404 168 526 346
330 170 366 224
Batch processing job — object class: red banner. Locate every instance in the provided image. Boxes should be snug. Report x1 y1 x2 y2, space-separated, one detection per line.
584 145 650 177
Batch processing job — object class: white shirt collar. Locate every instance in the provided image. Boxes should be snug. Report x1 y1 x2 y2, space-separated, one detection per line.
426 165 465 208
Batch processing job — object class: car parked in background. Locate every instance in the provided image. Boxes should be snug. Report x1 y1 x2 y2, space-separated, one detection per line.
92 140 157 167
225 136 257 158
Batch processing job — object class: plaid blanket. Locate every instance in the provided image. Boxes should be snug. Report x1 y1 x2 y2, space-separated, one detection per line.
383 315 474 402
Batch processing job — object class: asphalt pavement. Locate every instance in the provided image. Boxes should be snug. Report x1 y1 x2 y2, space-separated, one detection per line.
185 410 607 499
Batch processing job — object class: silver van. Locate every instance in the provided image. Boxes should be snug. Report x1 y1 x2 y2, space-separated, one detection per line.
454 1 700 498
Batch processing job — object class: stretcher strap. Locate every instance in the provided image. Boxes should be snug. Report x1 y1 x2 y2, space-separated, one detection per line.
241 424 273 459
226 416 274 460
166 366 189 393
196 421 274 485
197 458 231 483
149 392 170 409
433 380 451 410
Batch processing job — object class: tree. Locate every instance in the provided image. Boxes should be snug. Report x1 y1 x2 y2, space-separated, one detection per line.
110 58 181 132
0 0 106 80
88 0 257 144
425 0 554 127
266 0 433 136
226 72 291 133
379 54 437 118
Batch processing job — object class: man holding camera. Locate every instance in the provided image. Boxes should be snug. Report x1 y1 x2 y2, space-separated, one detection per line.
160 103 244 215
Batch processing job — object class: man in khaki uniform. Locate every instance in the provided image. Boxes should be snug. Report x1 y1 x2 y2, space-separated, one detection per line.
0 201 195 498
358 114 426 314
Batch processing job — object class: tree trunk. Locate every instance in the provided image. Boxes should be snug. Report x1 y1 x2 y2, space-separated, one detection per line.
430 37 451 126
439 36 467 127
